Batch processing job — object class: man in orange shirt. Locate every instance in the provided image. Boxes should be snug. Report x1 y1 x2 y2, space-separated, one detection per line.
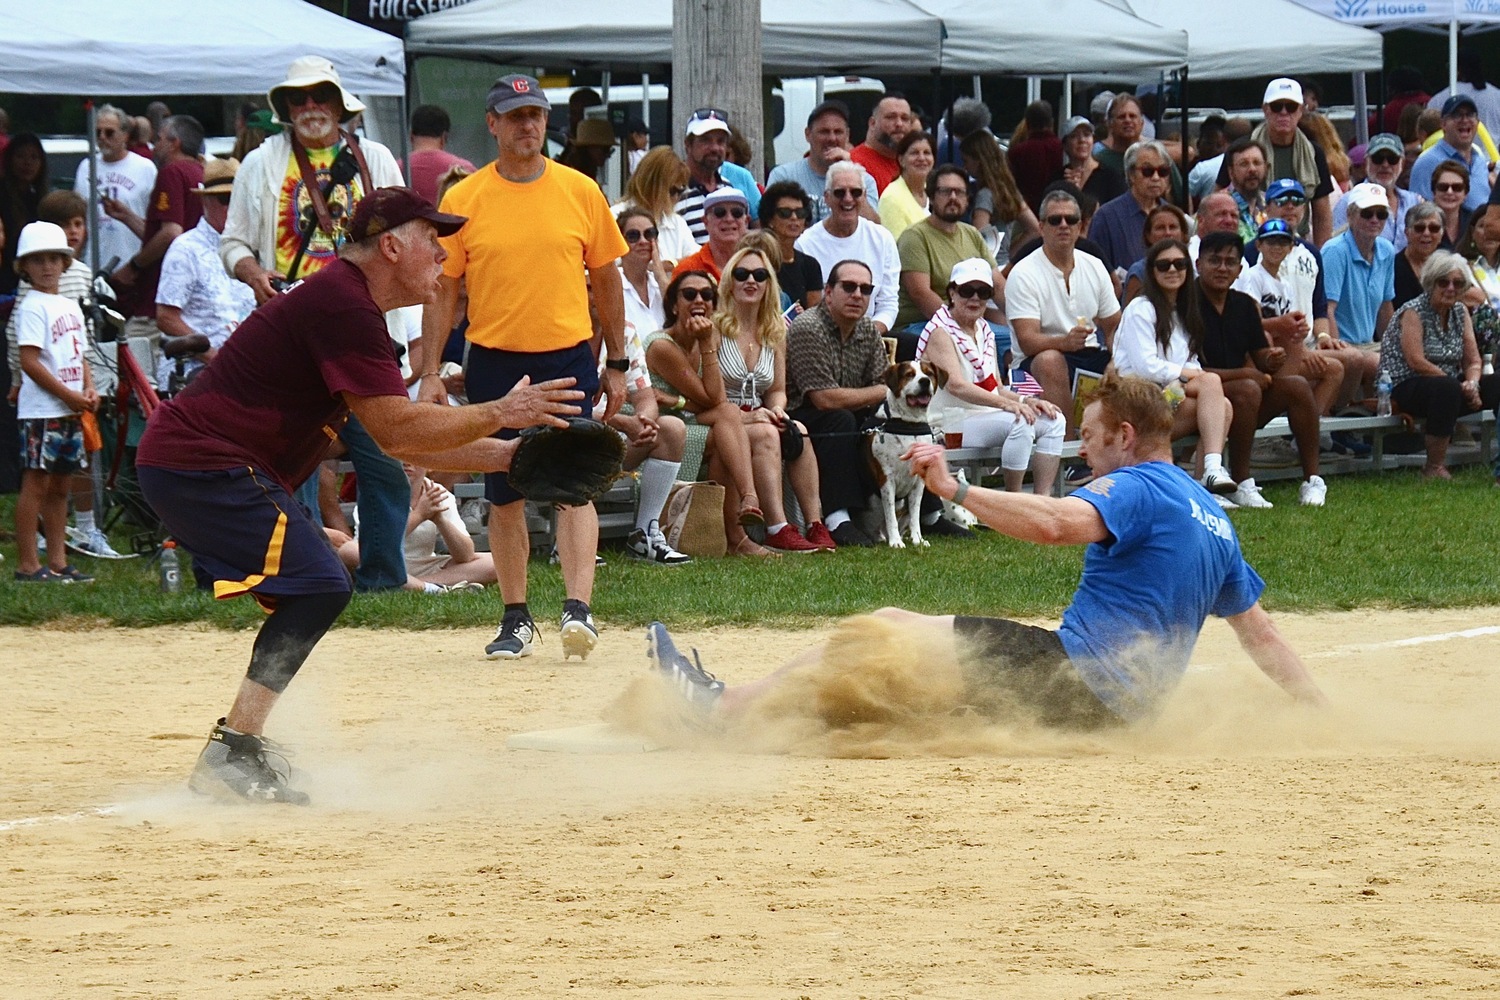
419 74 629 662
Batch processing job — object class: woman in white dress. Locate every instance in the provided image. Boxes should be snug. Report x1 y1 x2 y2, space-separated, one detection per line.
917 258 1065 494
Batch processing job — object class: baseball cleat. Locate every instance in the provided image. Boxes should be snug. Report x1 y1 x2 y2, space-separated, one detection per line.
647 621 724 710
559 603 598 660
486 611 536 660
188 719 309 806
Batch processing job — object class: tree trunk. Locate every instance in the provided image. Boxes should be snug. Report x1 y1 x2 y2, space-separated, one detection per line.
673 0 763 181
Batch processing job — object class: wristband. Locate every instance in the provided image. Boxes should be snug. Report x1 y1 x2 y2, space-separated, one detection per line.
604 358 630 372
951 479 969 506
419 370 441 378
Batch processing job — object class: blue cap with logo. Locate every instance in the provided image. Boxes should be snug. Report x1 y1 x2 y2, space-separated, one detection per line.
1265 177 1306 202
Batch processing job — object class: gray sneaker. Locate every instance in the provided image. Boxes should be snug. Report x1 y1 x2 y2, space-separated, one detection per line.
485 611 536 660
646 621 724 710
188 719 309 805
67 526 137 560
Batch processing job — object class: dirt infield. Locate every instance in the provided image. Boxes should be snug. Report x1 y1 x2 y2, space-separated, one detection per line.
3 610 1498 998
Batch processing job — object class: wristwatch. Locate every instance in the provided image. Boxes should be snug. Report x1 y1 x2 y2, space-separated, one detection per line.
604 358 630 372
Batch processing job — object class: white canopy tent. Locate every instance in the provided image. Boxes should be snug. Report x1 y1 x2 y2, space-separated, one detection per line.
1287 0 1500 93
0 0 405 96
404 0 946 74
1105 0 1384 79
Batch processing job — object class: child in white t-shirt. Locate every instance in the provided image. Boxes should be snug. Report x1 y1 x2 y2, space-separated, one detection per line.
12 222 97 583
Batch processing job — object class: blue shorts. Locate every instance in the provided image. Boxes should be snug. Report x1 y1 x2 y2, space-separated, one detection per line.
465 341 598 505
1017 346 1111 382
138 465 351 607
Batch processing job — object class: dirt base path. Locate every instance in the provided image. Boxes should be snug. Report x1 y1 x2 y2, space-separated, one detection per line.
3 609 1498 998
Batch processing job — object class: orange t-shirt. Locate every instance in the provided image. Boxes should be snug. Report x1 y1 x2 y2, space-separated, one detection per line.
671 244 722 283
439 161 628 353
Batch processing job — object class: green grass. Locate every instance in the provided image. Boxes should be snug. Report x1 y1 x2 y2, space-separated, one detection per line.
3 464 1498 631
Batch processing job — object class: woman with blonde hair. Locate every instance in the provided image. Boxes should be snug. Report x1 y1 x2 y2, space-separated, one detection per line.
712 247 834 552
616 146 698 265
960 131 1039 258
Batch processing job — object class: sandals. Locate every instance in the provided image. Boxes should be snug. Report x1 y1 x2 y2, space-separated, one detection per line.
14 564 94 583
730 536 780 558
736 495 765 527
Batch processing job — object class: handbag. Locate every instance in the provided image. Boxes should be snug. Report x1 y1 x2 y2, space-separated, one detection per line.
663 481 727 557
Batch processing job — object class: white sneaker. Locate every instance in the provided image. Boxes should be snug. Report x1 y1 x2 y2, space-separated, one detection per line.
67 526 136 559
1298 475 1328 507
625 521 691 565
1201 468 1238 496
1226 477 1274 509
1214 493 1240 510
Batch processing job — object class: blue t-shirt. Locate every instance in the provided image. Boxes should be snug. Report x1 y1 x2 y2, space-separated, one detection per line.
1059 461 1265 722
1321 231 1395 345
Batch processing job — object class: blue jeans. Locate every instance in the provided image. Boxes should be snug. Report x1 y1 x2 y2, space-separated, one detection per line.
296 414 408 592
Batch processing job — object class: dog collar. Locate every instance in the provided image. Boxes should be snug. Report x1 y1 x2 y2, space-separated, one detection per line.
879 417 933 436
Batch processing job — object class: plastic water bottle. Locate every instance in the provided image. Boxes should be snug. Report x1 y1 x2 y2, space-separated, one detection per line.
1375 371 1392 418
160 540 181 593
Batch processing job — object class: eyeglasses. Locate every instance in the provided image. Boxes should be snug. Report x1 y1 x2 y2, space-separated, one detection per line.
732 266 770 283
1152 257 1190 273
1447 111 1479 121
1267 101 1300 115
95 127 119 138
1199 255 1240 270
1358 207 1390 221
285 84 340 108
953 283 993 299
1269 194 1307 206
1433 182 1467 194
1368 152 1402 167
1434 276 1468 290
1409 222 1443 235
677 286 717 303
834 280 875 296
1133 165 1171 179
709 206 746 219
830 187 864 201
1044 213 1081 227
774 206 811 220
934 186 969 199
624 227 659 244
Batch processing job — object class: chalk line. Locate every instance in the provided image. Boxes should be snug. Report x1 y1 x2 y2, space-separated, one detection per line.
0 805 120 833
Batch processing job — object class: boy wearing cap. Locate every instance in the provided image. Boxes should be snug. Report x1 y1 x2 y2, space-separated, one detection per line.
674 108 762 243
12 221 97 583
140 187 585 805
1410 94 1492 211
420 74 629 663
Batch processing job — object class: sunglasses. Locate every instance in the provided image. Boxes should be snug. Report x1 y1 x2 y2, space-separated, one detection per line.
1267 101 1300 115
624 227 659 244
934 186 969 199
1434 276 1468 290
953 283 993 300
1358 207 1390 221
1044 213 1081 227
1410 222 1443 235
677 286 717 303
285 84 340 108
689 107 729 123
1134 165 1171 179
95 127 119 138
830 187 864 202
732 266 770 283
835 280 875 296
774 206 811 220
1269 194 1307 206
1152 257 1190 273
1433 182 1467 194
709 206 746 219
1368 152 1401 167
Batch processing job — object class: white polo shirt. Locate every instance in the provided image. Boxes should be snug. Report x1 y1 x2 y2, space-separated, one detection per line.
1004 246 1120 365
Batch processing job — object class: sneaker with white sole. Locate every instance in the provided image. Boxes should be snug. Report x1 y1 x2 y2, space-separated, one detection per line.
625 520 692 565
559 602 598 660
1226 477 1274 509
1201 468 1239 496
646 621 724 711
188 719 309 805
66 526 136 559
485 610 536 660
1298 475 1328 507
1213 493 1240 510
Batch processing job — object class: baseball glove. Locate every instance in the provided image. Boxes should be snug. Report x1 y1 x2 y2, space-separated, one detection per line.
507 416 627 507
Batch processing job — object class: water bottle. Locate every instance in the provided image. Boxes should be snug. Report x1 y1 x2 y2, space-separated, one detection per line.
1375 371 1392 418
160 540 181 593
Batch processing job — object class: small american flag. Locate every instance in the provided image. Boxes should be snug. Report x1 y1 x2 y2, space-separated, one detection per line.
1010 370 1044 397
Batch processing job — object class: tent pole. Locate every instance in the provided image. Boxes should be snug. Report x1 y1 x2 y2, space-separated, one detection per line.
1450 19 1459 94
1352 71 1368 146
86 101 101 333
642 73 651 129
1061 75 1072 118
1178 67 1189 211
972 75 982 102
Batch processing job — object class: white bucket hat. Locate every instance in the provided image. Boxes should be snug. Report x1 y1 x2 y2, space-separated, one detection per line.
15 221 72 264
268 55 364 124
